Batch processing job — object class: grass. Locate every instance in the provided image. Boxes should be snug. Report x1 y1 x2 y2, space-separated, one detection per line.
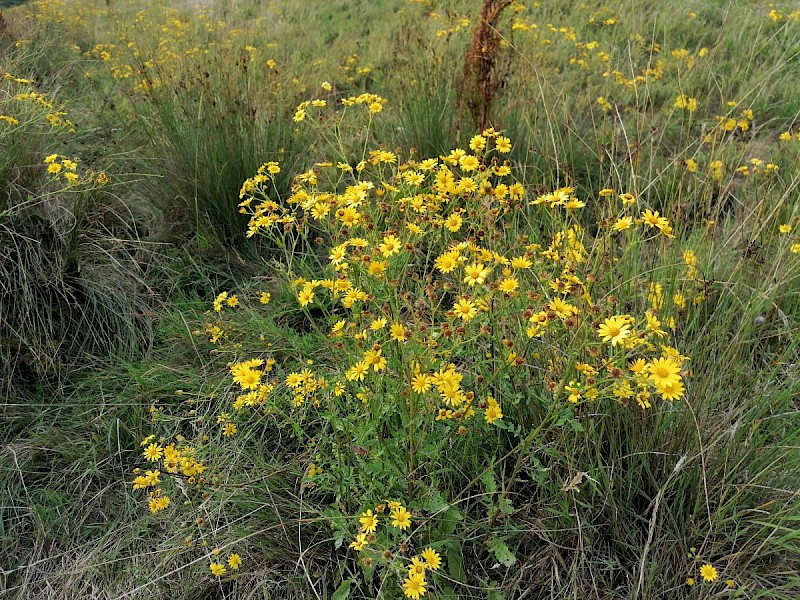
1 0 799 599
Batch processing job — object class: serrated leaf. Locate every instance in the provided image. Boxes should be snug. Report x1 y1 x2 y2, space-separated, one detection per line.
498 497 514 515
480 470 497 494
486 537 517 567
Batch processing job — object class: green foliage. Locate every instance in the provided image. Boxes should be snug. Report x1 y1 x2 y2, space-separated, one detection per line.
1 0 799 599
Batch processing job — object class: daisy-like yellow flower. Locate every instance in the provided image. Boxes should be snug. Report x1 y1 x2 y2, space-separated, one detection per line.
259 291 271 304
209 562 227 576
435 251 460 273
699 563 718 582
346 361 369 382
498 277 519 294
647 357 682 389
222 422 238 436
369 260 388 277
390 323 407 342
410 373 431 394
408 556 427 577
227 554 242 570
421 547 441 570
612 216 633 232
379 234 402 257
657 378 685 401
298 287 315 307
459 154 479 171
640 209 669 230
402 573 427 599
453 297 478 321
484 396 503 424
391 506 412 530
370 317 387 330
511 256 532 269
469 134 487 152
349 533 368 551
495 135 512 153
443 212 463 232
359 509 379 534
148 493 170 513
463 262 490 286
143 443 164 462
597 316 631 346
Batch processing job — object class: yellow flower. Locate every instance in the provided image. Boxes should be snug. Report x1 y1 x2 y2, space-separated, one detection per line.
298 287 315 307
647 357 682 389
469 134 487 152
443 212 463 232
259 292 272 304
484 396 503 424
390 323 407 342
498 277 519 293
459 154 479 171
391 506 412 530
494 136 512 153
402 573 427 599
597 316 631 346
349 533 368 551
656 378 685 401
453 297 478 321
143 443 164 462
222 423 238 436
379 234 402 257
209 562 227 576
406 558 426 580
463 262 490 286
699 563 718 582
227 554 242 570
421 547 441 570
148 493 170 513
612 217 633 232
369 261 388 277
511 256 532 269
778 224 791 234
411 373 431 394
435 251 460 273
370 317 387 330
359 509 379 534
346 361 369 382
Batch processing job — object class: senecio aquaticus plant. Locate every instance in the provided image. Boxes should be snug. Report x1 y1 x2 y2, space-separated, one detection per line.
134 91 706 595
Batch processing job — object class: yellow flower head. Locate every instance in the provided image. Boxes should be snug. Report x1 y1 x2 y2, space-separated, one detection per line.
699 563 718 582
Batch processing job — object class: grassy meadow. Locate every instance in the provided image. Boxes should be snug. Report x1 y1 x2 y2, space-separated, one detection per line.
1 0 799 598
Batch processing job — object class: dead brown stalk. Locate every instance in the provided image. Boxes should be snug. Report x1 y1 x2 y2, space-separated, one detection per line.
457 0 513 132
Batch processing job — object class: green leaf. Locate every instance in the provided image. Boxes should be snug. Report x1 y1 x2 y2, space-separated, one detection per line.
481 470 498 494
486 537 517 567
331 578 351 600
447 544 465 583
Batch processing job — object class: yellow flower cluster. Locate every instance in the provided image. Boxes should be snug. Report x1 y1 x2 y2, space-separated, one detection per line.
133 435 206 513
